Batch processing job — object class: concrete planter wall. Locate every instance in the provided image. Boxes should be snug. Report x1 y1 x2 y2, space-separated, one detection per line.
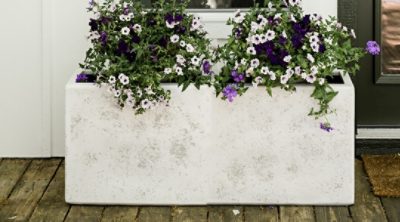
65 74 354 205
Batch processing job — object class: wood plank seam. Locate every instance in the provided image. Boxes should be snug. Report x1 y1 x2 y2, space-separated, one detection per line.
6 159 32 200
27 159 63 221
135 207 141 221
62 205 72 222
379 197 390 222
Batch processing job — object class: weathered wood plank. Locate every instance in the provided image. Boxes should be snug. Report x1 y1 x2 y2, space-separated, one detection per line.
0 159 61 221
349 160 387 222
244 206 279 222
171 207 207 222
0 159 31 202
280 206 315 222
29 162 70 222
65 206 104 222
101 206 139 222
137 207 171 222
381 198 400 222
314 207 352 222
208 206 244 222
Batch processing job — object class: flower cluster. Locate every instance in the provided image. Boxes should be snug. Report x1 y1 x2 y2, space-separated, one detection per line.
214 0 379 130
80 0 214 114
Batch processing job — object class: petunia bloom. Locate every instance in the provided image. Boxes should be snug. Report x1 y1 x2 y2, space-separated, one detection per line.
366 41 380 55
223 85 238 102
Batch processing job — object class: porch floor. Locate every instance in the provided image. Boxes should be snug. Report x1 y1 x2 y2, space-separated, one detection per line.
0 158 399 222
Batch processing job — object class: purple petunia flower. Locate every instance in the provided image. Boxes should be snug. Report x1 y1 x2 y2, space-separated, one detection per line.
174 25 187 34
132 33 141 44
123 7 130 15
202 60 212 74
89 19 98 31
279 36 287 45
100 31 108 46
234 28 242 39
320 122 334 132
223 85 238 102
76 73 88 83
231 70 245 83
366 41 380 55
165 13 183 24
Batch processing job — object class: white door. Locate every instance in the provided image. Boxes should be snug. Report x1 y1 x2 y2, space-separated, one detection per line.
0 0 51 157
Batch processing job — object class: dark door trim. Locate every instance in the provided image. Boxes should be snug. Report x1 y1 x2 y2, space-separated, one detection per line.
374 0 400 84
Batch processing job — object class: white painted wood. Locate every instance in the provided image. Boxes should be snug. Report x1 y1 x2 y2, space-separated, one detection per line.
357 129 400 139
0 0 50 157
65 74 354 205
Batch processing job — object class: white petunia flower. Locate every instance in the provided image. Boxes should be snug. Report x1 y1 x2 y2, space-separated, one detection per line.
318 78 325 85
120 76 129 85
250 59 260 68
176 55 186 65
286 68 294 77
119 15 127 21
127 13 134 20
307 53 315 63
133 24 142 33
253 76 263 87
295 66 301 75
309 35 319 43
191 18 202 31
268 2 274 9
234 12 245 24
108 76 116 84
251 35 261 45
301 72 307 79
251 22 260 33
141 99 151 109
282 30 288 39
246 67 255 76
261 66 269 75
311 42 320 52
170 34 180 43
283 55 292 63
109 3 117 12
191 56 201 66
175 66 183 75
114 89 121 97
280 75 290 84
289 0 300 6
121 27 130 35
260 34 267 43
266 30 276 41
274 13 282 20
247 47 256 55
290 14 297 22
164 68 172 74
306 74 317 83
343 26 348 32
166 21 175 29
310 66 318 74
269 71 277 80
350 29 356 39
186 44 195 53
241 58 248 65
179 40 186 47
118 73 126 80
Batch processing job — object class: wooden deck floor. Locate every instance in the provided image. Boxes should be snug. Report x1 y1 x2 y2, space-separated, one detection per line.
0 158 399 222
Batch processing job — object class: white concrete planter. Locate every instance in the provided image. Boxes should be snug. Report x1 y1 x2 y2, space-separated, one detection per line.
65 74 354 205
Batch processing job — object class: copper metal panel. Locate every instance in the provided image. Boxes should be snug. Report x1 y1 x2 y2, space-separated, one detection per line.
382 0 400 74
